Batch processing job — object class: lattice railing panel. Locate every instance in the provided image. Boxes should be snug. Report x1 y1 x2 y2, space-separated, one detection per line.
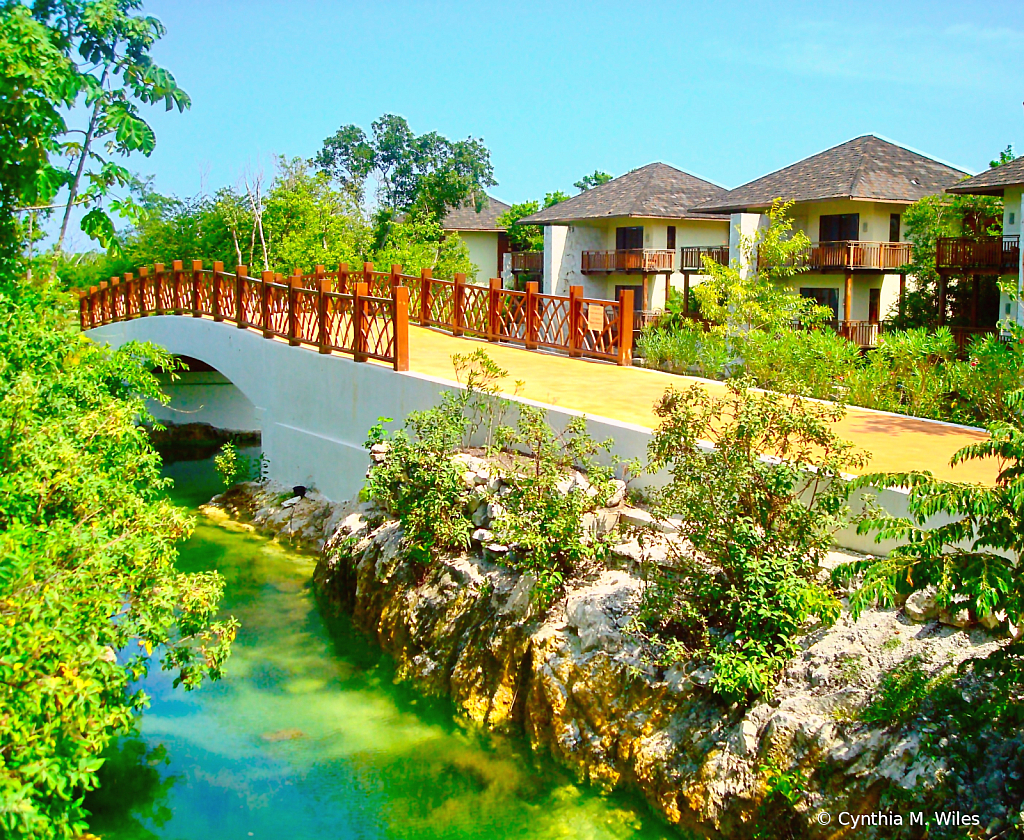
498 291 528 342
461 284 490 337
360 296 396 361
536 295 571 349
294 287 319 343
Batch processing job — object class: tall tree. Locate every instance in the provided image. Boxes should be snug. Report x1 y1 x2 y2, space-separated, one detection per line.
34 0 191 261
314 114 496 225
496 191 568 253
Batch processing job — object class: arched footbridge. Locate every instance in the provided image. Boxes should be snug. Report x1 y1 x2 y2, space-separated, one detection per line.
82 261 997 555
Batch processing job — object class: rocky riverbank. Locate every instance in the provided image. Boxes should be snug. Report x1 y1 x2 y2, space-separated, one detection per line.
201 479 1021 838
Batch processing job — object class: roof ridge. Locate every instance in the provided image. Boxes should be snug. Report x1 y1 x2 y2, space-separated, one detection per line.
848 135 875 198
628 164 659 215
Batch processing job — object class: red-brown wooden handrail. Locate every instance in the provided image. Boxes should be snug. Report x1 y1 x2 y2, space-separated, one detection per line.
81 260 635 367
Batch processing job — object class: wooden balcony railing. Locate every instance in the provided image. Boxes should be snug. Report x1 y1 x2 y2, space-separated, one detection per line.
510 250 544 273
936 235 1020 273
761 241 911 271
679 245 729 271
80 260 635 367
581 249 675 274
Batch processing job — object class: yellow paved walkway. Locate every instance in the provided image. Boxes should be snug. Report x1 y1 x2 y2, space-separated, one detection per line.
407 326 998 485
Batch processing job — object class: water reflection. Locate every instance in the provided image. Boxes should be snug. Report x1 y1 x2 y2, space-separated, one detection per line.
91 457 674 839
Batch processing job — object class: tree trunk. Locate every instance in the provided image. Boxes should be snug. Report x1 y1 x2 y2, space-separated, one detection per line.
53 70 107 270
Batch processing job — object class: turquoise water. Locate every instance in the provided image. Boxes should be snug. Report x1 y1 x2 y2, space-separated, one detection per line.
87 458 676 840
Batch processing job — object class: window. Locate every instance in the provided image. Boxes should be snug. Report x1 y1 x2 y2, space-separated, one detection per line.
889 214 901 242
800 287 839 320
614 284 643 311
1011 212 1017 226
666 225 676 250
818 213 859 242
615 226 643 250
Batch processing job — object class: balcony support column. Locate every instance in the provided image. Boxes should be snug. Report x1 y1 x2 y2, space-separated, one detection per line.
844 271 853 323
641 274 648 313
938 273 947 326
899 273 906 320
683 273 690 315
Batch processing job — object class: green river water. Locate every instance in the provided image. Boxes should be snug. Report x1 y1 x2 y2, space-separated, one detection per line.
87 456 677 840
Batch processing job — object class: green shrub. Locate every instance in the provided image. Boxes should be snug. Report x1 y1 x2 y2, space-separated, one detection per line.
489 410 617 605
213 441 267 487
739 327 862 401
634 379 867 703
860 656 954 725
637 322 731 379
836 383 1024 631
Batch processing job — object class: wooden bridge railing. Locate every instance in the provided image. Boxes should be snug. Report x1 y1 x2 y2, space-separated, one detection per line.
80 261 635 367
78 260 410 370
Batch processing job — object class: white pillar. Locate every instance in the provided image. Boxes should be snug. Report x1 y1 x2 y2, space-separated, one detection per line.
544 225 568 296
731 212 763 279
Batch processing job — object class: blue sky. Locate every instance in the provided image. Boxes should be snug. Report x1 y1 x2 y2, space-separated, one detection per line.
66 0 1024 237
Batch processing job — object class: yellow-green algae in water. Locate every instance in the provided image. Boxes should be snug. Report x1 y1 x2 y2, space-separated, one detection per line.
87 457 676 840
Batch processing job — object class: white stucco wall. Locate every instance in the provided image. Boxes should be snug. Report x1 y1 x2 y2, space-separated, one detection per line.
1000 188 1024 326
544 217 729 308
454 231 500 283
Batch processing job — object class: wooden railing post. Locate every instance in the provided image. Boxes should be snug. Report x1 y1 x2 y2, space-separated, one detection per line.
568 285 583 357
525 281 539 350
362 261 373 296
453 272 465 336
353 281 368 362
211 261 224 320
317 276 330 354
191 260 203 316
172 261 183 313
487 278 501 342
390 263 402 295
337 262 349 294
393 285 410 371
419 268 432 325
110 277 121 320
121 274 132 319
154 264 165 314
261 271 273 337
137 266 148 315
79 292 89 330
235 266 248 328
288 272 301 345
617 289 634 366
90 285 100 326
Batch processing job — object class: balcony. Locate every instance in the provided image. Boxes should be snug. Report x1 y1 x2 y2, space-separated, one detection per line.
581 249 675 274
762 241 911 272
936 235 1020 274
679 245 729 271
510 250 544 274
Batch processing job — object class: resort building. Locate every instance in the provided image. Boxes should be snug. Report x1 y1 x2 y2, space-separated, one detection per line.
442 195 511 281
518 163 730 320
943 156 1024 334
694 135 968 346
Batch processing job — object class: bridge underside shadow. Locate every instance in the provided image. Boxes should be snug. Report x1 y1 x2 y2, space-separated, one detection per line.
152 354 261 436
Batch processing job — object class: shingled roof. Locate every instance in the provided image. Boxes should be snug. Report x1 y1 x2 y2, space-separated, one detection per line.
442 195 511 231
693 135 968 214
519 163 729 225
946 156 1024 196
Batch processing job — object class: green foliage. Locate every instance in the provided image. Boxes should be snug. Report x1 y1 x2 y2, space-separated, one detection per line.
489 412 616 606
634 380 866 702
363 351 617 604
740 327 862 402
496 191 569 255
990 145 1017 169
860 657 954 725
573 170 613 191
314 113 496 225
0 281 236 839
694 200 827 333
896 190 1004 328
836 378 1024 631
636 320 731 379
213 442 266 488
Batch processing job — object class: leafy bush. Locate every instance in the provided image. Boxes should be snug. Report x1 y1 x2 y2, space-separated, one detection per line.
0 282 237 839
859 656 954 725
633 380 867 702
740 327 862 401
836 385 1024 631
213 441 267 487
489 410 617 605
